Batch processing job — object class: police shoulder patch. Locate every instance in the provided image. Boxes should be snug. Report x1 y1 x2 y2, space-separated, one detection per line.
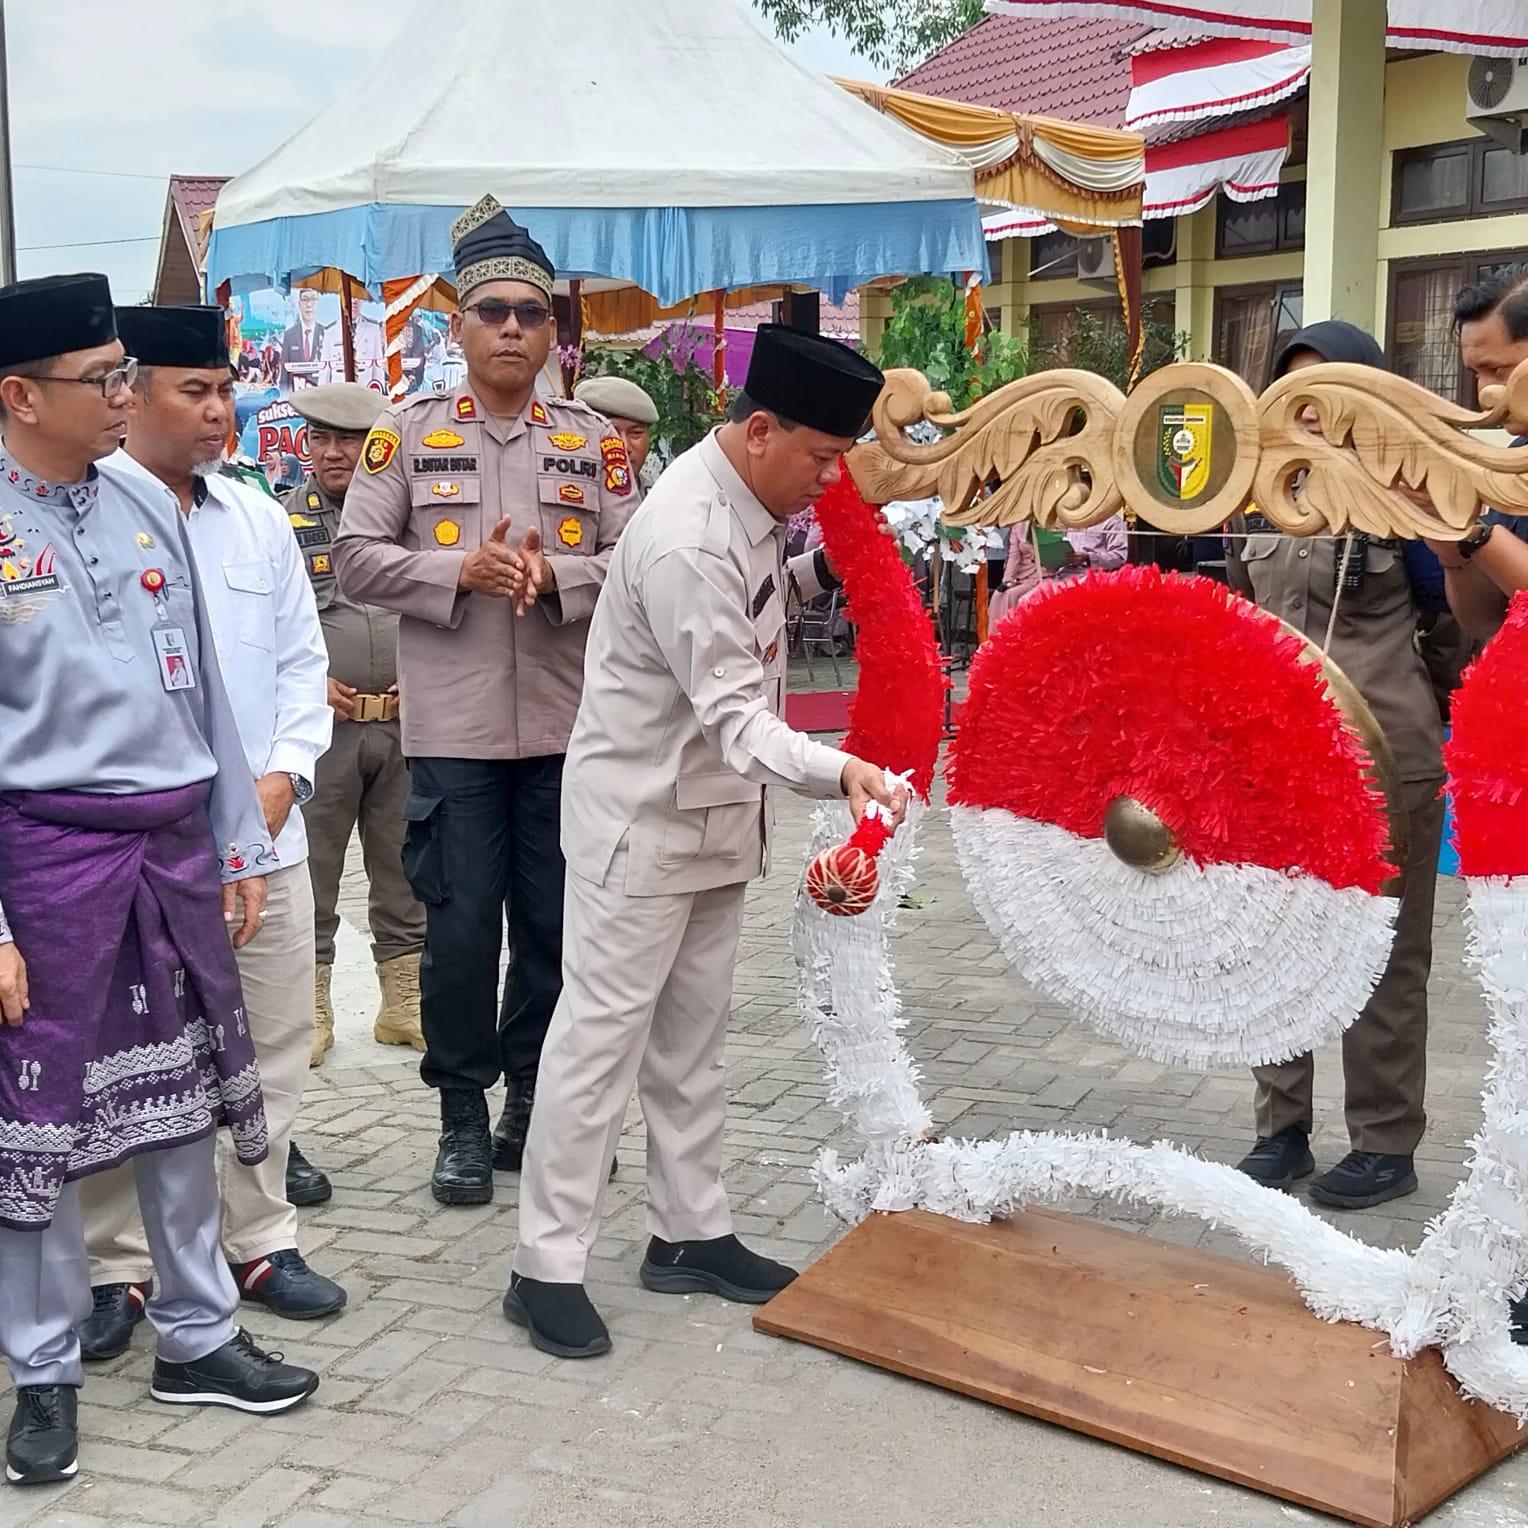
362 428 402 474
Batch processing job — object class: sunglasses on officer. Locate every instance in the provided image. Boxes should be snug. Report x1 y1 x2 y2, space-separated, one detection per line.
462 298 554 332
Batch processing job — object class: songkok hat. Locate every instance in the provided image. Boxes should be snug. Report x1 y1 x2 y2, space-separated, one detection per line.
0 273 117 369
452 195 554 302
743 324 884 440
115 305 229 370
289 382 386 433
574 375 659 426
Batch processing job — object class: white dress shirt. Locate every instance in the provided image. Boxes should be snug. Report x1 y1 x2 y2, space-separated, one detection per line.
105 450 331 867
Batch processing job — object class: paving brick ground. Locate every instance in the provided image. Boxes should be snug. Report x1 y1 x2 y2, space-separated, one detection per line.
6 671 1528 1527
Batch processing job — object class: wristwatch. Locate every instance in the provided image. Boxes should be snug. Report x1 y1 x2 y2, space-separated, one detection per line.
1458 521 1496 561
288 772 314 805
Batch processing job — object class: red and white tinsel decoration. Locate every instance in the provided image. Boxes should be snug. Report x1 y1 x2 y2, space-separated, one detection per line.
949 566 1396 1068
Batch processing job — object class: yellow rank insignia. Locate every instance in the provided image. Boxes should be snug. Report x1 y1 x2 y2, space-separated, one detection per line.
547 431 587 452
422 428 465 449
455 396 478 421
529 400 549 425
311 553 332 575
307 491 322 510
557 516 584 548
288 510 319 528
362 428 401 474
557 483 586 505
431 481 460 498
434 520 461 546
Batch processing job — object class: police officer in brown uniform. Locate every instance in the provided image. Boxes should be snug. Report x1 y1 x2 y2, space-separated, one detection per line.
1226 321 1445 1211
333 199 637 1205
283 384 426 1078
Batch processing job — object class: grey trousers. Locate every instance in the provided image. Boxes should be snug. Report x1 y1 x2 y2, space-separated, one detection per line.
0 1135 237 1389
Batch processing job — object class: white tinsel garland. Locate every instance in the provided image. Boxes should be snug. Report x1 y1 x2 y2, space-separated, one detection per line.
796 810 1528 1417
951 808 1397 1068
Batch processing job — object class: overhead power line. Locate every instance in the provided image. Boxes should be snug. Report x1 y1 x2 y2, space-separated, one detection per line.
16 164 170 182
17 235 160 251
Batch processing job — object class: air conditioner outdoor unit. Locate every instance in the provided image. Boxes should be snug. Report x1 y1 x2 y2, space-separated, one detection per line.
1076 237 1115 286
1466 54 1528 153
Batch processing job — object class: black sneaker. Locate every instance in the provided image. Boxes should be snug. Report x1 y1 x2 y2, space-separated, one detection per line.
285 1143 332 1207
149 1328 318 1413
1308 1150 1417 1209
5 1387 77 1486
78 1279 151 1361
639 1233 797 1304
503 1274 611 1359
1235 1126 1315 1189
229 1249 346 1320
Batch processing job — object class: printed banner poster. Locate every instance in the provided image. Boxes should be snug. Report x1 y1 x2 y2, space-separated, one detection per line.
228 287 458 493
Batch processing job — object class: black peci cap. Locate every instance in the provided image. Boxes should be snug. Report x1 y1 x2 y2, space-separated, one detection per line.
114 305 230 370
744 324 884 439
0 273 117 369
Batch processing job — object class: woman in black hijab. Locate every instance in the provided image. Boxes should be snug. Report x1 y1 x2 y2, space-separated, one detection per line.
1225 319 1445 1212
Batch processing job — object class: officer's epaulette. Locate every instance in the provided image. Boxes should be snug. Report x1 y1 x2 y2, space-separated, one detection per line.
393 390 440 415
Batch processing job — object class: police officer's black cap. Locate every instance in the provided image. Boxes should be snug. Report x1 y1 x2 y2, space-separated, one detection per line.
0 273 117 369
115 305 230 371
744 324 884 440
452 194 554 302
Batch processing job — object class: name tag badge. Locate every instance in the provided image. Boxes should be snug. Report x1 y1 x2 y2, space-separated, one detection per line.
152 624 197 691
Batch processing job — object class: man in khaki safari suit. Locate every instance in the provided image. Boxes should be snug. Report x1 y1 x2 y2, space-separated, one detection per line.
505 325 907 1360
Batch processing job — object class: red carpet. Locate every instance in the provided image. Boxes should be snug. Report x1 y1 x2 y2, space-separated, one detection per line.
786 690 852 733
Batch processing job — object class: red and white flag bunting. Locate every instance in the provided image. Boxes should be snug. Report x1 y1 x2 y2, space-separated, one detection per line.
982 0 1528 53
1128 38 1309 129
983 114 1287 237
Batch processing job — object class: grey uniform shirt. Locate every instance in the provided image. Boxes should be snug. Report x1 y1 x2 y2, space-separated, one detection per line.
562 431 851 896
0 448 274 938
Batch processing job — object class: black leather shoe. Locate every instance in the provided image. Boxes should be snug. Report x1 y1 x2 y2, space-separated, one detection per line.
432 1089 494 1205
503 1273 611 1359
1235 1126 1315 1189
150 1328 318 1413
5 1387 78 1485
490 1075 535 1172
640 1233 797 1304
286 1143 331 1207
491 1079 619 1179
78 1280 151 1361
229 1250 347 1320
1510 1295 1528 1345
1308 1150 1417 1209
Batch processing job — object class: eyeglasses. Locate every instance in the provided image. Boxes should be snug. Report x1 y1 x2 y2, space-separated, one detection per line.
463 299 554 332
13 356 139 398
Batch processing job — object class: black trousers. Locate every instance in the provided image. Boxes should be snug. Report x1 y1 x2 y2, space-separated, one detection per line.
402 755 566 1093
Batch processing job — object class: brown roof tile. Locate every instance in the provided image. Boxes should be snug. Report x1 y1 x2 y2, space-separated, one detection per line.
895 15 1150 126
167 175 229 266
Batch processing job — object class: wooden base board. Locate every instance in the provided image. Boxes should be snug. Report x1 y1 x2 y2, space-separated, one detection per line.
754 1208 1526 1528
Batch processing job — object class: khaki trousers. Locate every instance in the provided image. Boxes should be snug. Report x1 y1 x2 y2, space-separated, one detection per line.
82 865 318 1278
307 718 424 966
1253 777 1446 1154
513 850 747 1284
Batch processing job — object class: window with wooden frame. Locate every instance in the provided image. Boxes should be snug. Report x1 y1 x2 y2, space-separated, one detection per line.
1392 138 1528 225
1388 249 1524 406
1215 181 1307 258
1212 283 1304 386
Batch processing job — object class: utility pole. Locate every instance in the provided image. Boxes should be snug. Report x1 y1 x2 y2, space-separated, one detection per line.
0 0 15 284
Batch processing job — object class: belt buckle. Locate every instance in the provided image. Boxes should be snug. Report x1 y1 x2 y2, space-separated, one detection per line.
353 693 387 723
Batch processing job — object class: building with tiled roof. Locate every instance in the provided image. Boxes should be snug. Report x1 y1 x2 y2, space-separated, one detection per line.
152 175 229 304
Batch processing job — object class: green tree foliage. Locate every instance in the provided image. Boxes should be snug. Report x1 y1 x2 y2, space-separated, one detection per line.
580 333 732 465
1029 308 1185 391
752 0 983 76
875 275 1029 411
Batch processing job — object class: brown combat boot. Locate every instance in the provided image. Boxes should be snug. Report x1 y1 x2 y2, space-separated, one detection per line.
374 953 424 1051
310 964 335 1069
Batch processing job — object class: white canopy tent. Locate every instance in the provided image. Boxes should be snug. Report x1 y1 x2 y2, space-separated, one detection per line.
206 0 987 307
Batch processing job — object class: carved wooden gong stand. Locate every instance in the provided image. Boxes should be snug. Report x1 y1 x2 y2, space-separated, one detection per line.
758 358 1528 1528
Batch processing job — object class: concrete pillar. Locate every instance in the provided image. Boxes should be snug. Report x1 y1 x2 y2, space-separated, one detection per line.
1171 208 1217 360
1302 0 1386 324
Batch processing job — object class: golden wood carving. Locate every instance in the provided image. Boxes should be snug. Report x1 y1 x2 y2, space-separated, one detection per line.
847 356 1528 540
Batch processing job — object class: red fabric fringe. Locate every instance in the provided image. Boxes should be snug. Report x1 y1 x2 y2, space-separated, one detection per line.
1446 589 1528 879
947 565 1393 893
811 467 944 802
846 813 894 858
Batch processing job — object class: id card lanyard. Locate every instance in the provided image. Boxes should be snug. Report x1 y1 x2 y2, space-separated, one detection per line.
140 568 197 692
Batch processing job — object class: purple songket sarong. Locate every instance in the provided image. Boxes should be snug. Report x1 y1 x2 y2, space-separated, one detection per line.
0 782 267 1231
